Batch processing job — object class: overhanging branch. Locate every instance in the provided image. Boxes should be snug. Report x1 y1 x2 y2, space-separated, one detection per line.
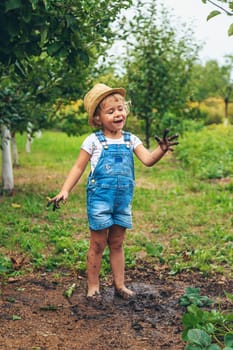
207 0 233 16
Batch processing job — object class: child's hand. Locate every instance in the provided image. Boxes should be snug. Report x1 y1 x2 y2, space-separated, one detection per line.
154 128 179 152
47 197 62 211
46 191 68 211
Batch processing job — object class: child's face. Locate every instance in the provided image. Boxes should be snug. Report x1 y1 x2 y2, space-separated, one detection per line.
97 94 127 134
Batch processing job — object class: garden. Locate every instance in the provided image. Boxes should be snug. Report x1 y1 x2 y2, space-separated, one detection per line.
1 1 233 348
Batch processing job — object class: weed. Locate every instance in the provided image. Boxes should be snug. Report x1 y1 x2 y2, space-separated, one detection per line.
180 287 213 307
181 289 233 349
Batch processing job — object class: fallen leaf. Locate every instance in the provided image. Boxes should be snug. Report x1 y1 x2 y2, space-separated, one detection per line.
11 203 21 208
12 315 21 321
10 256 26 270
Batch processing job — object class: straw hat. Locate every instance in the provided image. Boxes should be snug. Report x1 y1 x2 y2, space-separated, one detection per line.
84 83 126 126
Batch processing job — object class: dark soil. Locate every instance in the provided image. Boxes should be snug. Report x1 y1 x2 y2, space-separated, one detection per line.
0 263 232 350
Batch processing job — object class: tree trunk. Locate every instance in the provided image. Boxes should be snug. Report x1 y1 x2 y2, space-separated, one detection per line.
11 131 19 167
224 97 229 126
1 125 14 193
145 116 150 149
25 134 32 153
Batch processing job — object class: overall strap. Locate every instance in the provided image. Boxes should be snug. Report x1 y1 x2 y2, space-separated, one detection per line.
123 131 131 148
95 130 132 149
95 130 108 149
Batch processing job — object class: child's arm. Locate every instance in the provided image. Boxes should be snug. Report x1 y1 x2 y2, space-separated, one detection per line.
134 129 179 167
47 149 90 210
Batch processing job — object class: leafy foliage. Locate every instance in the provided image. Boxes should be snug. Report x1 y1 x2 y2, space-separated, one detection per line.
180 288 233 349
182 304 233 349
201 0 233 36
190 58 233 122
176 125 233 179
0 0 132 65
0 56 62 131
0 0 133 191
180 287 213 307
185 328 217 350
0 0 133 133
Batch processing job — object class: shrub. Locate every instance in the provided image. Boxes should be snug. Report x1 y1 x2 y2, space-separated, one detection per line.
176 125 233 179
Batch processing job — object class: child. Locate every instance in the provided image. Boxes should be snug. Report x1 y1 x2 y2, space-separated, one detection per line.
48 83 179 300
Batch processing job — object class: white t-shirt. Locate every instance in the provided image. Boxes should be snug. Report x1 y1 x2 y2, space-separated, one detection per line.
81 132 142 173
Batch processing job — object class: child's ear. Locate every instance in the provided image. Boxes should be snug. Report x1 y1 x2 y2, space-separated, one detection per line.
94 115 102 126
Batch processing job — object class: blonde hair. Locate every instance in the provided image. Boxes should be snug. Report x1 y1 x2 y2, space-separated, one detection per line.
93 93 130 127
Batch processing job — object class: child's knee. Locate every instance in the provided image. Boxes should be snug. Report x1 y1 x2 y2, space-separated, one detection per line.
108 238 123 251
90 239 107 254
89 229 108 254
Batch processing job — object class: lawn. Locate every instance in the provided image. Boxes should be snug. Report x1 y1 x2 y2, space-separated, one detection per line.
0 125 232 277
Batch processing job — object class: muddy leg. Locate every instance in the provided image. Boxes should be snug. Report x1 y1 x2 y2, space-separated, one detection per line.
87 229 108 297
108 225 135 299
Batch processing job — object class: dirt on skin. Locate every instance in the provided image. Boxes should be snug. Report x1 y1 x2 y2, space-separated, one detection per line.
0 263 232 350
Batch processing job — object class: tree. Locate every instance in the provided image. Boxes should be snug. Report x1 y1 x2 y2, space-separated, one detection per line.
0 0 132 65
201 0 233 35
0 0 133 192
1 125 13 192
221 56 233 121
121 1 199 147
0 80 23 192
190 58 233 123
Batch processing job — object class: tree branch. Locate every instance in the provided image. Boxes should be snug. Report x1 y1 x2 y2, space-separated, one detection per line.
207 0 233 16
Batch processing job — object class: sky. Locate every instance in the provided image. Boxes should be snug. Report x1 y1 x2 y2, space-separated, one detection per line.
162 0 233 64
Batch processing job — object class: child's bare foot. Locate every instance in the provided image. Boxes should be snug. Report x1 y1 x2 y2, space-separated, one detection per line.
86 291 102 303
115 286 135 300
87 287 100 297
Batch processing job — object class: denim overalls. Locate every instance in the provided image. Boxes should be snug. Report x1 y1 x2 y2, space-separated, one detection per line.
86 130 135 231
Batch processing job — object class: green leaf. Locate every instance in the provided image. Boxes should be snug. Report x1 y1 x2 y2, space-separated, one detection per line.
185 345 202 350
224 333 233 347
43 0 49 10
39 305 58 311
228 23 233 36
187 329 211 347
14 60 27 78
63 283 76 298
31 0 39 10
40 27 48 46
12 314 21 320
207 10 221 21
7 297 15 303
47 42 62 56
207 345 221 350
22 8 32 23
5 0 22 12
224 291 233 301
180 287 213 307
145 242 164 259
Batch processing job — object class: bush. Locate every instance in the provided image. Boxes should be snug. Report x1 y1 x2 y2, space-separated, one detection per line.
176 124 233 179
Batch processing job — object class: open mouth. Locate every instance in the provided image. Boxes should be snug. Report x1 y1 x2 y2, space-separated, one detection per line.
113 119 123 124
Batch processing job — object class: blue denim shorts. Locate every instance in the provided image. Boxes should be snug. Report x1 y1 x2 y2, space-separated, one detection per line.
86 177 134 231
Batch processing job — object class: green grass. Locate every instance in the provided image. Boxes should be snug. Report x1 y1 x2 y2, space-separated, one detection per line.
0 126 233 277
176 124 233 179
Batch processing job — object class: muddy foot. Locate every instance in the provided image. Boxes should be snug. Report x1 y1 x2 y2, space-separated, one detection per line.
86 292 102 303
115 287 136 300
